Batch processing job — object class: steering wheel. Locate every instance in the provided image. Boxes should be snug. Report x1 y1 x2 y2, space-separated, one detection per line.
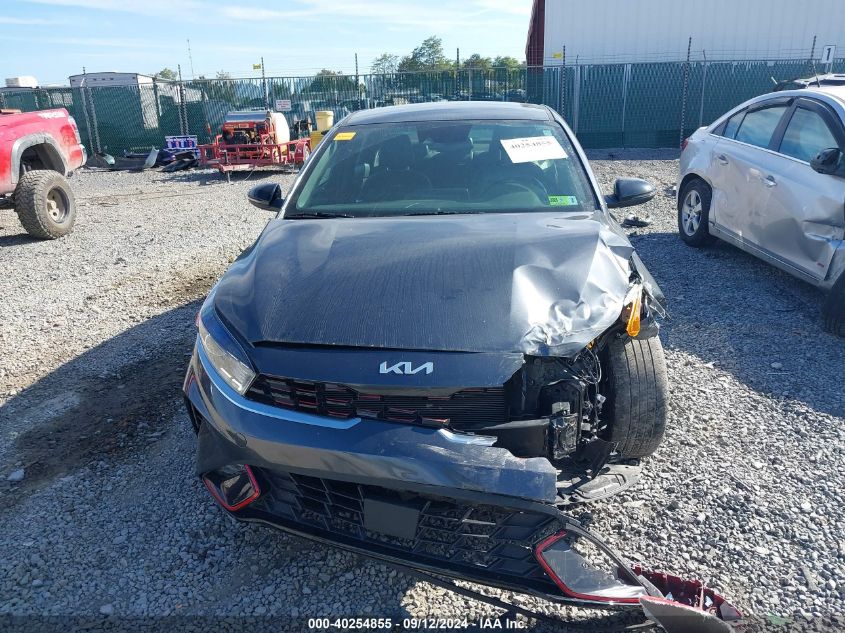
483 177 548 201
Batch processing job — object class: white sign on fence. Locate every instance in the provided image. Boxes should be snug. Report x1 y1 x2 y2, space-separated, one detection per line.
275 99 292 112
821 45 836 65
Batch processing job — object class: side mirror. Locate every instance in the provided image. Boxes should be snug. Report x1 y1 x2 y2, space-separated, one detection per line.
810 147 843 176
605 178 656 209
247 183 284 210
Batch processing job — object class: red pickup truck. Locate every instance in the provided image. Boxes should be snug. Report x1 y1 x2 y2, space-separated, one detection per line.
0 108 86 239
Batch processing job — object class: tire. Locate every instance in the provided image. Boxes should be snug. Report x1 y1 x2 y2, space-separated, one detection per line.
822 274 845 337
677 178 715 247
601 336 668 458
14 170 77 240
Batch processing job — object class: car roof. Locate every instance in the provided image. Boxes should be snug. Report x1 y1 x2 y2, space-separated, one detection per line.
762 87 845 112
803 84 845 103
343 101 553 126
710 86 845 130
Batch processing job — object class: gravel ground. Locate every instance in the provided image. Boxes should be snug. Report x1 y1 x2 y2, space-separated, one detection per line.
0 154 843 632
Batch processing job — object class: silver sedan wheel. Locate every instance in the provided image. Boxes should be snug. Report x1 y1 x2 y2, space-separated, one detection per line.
681 189 702 236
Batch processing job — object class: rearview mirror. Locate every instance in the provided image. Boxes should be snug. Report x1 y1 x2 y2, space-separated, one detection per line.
247 183 284 211
605 178 656 209
810 147 843 176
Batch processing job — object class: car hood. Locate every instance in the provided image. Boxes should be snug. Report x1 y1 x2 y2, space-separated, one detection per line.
214 212 637 356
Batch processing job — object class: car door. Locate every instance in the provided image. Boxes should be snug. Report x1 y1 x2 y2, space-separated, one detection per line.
750 98 845 282
707 99 792 241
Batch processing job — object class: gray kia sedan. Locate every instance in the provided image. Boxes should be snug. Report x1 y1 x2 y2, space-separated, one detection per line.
677 81 845 335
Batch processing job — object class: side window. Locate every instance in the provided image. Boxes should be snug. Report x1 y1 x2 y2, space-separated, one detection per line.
778 107 840 162
734 105 788 148
721 110 745 139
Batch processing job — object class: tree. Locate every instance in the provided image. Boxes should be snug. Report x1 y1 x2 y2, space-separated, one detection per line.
371 53 400 75
306 69 355 95
154 67 177 80
492 56 522 71
206 71 236 107
462 54 492 72
492 56 523 85
398 36 452 73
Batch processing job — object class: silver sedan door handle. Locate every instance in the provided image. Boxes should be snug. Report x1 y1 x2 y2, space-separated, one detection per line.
763 175 777 187
717 154 729 165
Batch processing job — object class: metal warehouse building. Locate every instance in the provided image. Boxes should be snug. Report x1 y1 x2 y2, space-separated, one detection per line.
526 0 845 66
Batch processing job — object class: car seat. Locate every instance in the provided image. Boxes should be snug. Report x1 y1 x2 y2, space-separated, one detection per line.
360 135 432 202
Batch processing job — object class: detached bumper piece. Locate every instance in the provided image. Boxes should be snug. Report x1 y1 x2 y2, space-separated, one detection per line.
200 466 742 632
188 360 742 630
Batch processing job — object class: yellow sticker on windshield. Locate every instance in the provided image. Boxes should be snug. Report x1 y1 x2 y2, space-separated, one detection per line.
549 195 578 206
334 132 356 141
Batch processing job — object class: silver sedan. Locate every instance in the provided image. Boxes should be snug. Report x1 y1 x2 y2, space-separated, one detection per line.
677 81 845 335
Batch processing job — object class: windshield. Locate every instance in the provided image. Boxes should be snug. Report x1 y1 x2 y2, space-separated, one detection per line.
287 119 597 217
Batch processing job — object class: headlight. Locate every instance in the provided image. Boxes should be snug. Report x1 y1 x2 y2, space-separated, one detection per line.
197 296 256 395
620 283 643 337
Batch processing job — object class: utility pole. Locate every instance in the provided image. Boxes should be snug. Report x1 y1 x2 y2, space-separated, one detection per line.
560 45 566 115
79 66 97 154
456 48 460 96
261 56 268 110
187 39 195 79
808 35 818 79
679 37 692 149
177 64 187 135
354 52 360 107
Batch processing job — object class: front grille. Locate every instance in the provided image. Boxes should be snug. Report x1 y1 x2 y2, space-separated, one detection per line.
248 470 558 590
246 375 507 429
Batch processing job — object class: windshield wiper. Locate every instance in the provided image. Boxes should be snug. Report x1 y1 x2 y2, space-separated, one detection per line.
284 212 355 219
399 210 484 216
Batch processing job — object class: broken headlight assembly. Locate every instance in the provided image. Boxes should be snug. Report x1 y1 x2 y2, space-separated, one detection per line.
474 278 662 470
477 344 604 466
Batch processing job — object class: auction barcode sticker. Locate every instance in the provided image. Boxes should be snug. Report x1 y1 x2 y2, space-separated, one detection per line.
500 136 567 163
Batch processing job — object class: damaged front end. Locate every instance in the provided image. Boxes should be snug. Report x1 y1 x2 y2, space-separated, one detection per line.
184 299 740 630
184 211 740 629
466 258 667 504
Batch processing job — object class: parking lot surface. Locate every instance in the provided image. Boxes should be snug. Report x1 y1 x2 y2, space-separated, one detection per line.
0 154 843 631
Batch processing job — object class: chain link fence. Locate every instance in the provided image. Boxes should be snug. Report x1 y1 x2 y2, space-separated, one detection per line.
552 58 838 148
2 56 843 154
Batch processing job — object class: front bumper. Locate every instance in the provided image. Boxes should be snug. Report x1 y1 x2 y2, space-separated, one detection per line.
183 343 639 606
184 342 742 629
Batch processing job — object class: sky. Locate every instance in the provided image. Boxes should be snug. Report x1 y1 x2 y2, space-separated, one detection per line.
0 0 533 85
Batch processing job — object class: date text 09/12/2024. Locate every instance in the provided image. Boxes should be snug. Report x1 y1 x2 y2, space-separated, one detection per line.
307 617 527 629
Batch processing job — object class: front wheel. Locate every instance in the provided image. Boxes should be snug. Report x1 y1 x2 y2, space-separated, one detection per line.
14 170 77 239
601 336 669 458
677 179 714 247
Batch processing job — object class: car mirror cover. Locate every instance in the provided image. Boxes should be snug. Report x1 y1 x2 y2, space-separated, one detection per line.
810 148 843 176
606 178 656 208
247 183 284 210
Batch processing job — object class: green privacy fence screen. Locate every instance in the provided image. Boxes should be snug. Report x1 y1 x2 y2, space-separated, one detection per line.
2 57 843 154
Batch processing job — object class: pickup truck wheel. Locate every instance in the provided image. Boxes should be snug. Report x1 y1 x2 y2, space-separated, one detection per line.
678 179 715 247
601 336 668 458
822 274 845 337
14 170 76 239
